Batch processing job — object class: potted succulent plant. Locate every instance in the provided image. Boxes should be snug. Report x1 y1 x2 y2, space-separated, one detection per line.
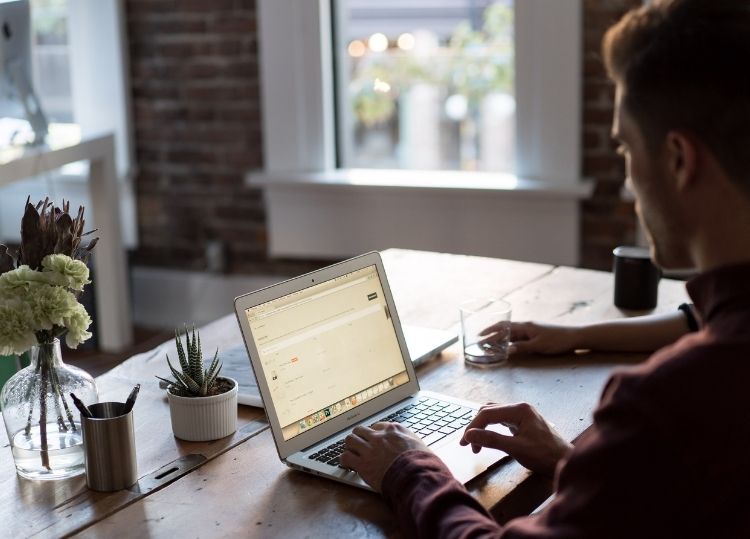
157 326 237 442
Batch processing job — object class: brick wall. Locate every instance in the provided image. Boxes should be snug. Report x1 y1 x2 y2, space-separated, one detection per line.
580 0 642 269
126 0 640 273
125 0 319 275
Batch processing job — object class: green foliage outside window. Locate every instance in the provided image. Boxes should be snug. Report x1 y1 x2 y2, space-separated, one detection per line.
350 3 514 127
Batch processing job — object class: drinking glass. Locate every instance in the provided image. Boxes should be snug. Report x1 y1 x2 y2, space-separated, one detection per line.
460 298 512 366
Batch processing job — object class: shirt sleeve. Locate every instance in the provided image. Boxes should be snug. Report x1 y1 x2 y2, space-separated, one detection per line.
381 449 502 539
380 449 566 539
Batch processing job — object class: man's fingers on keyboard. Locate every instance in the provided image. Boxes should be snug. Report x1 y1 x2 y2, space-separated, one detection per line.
352 425 375 439
339 451 358 469
345 432 369 455
460 412 494 443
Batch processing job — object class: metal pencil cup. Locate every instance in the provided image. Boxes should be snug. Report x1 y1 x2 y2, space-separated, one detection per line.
81 402 137 491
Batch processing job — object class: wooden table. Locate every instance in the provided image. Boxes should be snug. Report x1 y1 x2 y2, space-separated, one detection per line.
0 249 690 538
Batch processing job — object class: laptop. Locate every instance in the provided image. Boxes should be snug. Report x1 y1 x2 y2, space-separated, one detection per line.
404 325 457 367
233 251 509 490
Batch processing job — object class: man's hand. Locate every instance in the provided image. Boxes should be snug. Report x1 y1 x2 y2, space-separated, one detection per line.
341 422 430 492
502 321 580 356
460 402 572 477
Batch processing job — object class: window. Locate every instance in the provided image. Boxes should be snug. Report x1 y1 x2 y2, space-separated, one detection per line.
253 0 588 266
257 0 581 184
1 0 130 167
334 1 515 173
1 0 136 248
0 0 73 147
30 0 73 123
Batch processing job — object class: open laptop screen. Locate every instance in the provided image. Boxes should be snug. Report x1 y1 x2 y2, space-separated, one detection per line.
243 265 410 441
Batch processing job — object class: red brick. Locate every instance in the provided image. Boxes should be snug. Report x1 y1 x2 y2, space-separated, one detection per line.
210 14 257 34
583 128 606 151
580 0 639 269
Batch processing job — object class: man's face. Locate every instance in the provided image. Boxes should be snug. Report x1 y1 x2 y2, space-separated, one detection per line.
612 86 693 269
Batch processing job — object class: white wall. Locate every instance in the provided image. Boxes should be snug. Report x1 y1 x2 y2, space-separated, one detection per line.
131 267 284 329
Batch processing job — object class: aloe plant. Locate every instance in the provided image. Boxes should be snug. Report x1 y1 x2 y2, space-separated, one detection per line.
157 326 222 397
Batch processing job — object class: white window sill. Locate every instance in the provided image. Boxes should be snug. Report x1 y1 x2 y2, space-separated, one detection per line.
247 169 593 201
248 168 592 266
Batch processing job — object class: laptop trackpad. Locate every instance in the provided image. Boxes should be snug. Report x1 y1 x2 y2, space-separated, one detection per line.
433 426 511 484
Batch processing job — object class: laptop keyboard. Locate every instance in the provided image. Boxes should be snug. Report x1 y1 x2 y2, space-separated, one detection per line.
307 397 476 467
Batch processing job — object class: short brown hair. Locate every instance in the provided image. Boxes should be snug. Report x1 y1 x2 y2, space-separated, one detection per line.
603 0 750 191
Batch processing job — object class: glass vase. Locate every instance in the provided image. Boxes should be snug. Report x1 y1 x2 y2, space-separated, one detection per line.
0 339 97 480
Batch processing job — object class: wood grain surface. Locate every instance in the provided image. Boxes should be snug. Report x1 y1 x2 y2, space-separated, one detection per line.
0 314 267 538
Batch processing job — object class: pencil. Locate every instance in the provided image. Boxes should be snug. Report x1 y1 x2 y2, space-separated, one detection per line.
70 392 93 418
123 383 141 414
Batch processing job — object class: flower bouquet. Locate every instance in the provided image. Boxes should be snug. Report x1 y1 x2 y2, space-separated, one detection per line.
0 198 99 480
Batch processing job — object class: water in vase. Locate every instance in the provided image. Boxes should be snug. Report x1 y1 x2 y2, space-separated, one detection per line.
11 423 85 480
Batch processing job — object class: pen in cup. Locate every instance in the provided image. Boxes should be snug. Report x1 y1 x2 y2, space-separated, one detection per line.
70 392 93 418
123 384 140 414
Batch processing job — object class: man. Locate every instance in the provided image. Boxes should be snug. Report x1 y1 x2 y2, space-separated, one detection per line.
340 1 750 536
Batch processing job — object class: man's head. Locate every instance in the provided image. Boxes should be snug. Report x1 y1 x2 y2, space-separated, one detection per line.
602 0 750 269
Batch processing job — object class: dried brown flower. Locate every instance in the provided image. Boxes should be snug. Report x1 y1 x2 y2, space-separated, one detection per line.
9 197 98 272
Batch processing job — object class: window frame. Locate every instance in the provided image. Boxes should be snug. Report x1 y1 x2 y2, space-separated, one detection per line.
253 0 590 265
257 0 582 183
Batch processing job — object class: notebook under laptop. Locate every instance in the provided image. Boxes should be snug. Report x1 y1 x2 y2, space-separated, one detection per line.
233 251 508 490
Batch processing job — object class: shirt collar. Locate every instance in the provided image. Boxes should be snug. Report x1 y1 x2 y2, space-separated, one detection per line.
687 261 750 324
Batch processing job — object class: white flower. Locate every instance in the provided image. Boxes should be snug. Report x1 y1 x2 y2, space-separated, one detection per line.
0 265 66 292
64 303 92 349
0 272 93 352
42 254 90 291
0 298 37 356
26 284 79 330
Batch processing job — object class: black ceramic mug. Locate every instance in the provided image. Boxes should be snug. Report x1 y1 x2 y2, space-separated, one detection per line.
613 246 661 310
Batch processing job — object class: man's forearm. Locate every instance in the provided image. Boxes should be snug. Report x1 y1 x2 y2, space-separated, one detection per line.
573 310 690 352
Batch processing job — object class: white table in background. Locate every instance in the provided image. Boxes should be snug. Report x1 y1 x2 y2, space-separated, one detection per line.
0 132 133 351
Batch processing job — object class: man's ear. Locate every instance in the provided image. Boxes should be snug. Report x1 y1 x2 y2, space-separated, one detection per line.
664 131 698 192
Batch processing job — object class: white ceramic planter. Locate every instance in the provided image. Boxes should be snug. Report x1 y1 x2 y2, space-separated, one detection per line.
166 377 238 442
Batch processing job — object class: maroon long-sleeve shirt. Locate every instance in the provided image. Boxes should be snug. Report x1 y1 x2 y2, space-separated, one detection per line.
381 262 750 538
